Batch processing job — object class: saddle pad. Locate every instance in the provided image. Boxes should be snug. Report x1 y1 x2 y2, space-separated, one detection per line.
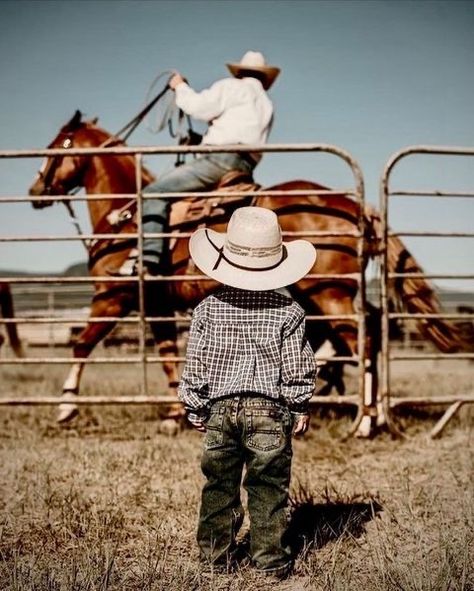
169 181 260 229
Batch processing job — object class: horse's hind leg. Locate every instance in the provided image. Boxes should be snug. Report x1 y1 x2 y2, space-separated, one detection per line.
146 284 185 434
57 291 133 423
300 285 379 437
328 311 379 438
343 304 380 438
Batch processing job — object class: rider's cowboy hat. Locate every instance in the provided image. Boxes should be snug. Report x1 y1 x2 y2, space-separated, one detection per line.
189 206 316 291
227 51 280 90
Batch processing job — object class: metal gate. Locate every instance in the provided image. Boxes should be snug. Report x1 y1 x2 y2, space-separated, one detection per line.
0 143 368 435
380 145 474 437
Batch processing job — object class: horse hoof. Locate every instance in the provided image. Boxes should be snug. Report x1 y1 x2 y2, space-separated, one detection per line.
160 419 181 437
355 416 372 438
57 393 79 424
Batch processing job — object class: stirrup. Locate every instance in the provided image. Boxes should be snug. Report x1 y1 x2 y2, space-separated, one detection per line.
107 261 161 277
115 258 138 277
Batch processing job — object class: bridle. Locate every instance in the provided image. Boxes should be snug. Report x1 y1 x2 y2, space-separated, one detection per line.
38 132 77 196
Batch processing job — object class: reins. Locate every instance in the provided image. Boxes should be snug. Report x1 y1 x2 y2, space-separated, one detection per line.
62 198 93 252
62 71 182 253
101 72 175 147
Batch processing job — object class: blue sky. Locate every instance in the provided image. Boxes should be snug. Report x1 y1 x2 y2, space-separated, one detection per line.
0 0 473 291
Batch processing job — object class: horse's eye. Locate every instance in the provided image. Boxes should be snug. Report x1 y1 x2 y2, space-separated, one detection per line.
63 138 72 149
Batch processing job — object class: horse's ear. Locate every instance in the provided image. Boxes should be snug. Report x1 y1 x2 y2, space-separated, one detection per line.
66 110 83 130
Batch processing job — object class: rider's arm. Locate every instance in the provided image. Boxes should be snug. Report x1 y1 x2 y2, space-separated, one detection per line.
173 79 226 122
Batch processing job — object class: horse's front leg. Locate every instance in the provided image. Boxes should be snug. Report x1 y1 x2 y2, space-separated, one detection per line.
354 306 381 438
58 361 86 423
327 320 378 439
57 292 133 423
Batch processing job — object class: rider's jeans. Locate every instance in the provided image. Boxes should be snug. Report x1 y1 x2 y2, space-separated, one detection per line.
142 152 255 267
197 396 294 577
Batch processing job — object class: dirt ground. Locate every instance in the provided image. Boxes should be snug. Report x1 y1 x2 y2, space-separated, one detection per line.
0 357 472 591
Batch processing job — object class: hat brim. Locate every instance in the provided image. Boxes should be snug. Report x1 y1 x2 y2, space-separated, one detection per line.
226 63 280 89
189 228 316 291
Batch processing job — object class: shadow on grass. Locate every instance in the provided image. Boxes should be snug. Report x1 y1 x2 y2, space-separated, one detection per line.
285 487 383 558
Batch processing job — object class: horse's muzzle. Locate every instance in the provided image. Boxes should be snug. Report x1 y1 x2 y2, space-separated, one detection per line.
29 179 53 208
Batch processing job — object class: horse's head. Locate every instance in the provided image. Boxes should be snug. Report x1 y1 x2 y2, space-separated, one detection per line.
29 110 95 208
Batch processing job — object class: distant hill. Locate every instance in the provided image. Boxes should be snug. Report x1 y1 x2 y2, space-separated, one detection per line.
63 262 88 276
0 261 88 278
0 262 92 312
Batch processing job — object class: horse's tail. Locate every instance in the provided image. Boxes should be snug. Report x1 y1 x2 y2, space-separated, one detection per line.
0 282 24 358
365 206 468 353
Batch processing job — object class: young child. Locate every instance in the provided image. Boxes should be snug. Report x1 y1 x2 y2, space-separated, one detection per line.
178 206 317 578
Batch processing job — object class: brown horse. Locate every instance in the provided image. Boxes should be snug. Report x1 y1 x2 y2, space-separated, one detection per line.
28 111 465 433
0 283 24 358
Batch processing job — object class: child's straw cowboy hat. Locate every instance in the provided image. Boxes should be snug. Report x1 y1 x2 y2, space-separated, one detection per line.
227 51 280 90
189 206 316 291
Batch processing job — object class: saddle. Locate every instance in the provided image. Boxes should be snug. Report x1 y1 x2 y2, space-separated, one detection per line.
99 169 260 259
169 169 260 233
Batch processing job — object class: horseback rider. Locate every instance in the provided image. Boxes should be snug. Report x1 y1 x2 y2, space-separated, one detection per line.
114 50 280 276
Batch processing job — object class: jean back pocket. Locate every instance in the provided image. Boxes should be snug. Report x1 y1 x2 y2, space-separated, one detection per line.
246 407 287 452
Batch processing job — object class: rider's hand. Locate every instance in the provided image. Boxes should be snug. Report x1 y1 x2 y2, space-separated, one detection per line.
292 413 310 437
169 73 186 90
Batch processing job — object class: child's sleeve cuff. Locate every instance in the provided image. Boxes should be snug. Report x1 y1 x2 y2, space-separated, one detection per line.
185 407 209 424
289 402 309 415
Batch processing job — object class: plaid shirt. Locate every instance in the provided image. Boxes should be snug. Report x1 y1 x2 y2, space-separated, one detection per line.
178 287 316 422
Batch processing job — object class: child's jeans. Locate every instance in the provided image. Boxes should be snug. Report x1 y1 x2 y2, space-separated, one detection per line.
197 395 294 576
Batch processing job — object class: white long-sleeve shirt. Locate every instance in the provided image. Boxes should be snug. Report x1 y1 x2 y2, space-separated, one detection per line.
174 77 274 147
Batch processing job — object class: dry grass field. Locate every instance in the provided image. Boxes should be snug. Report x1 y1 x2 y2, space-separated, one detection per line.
0 355 473 591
